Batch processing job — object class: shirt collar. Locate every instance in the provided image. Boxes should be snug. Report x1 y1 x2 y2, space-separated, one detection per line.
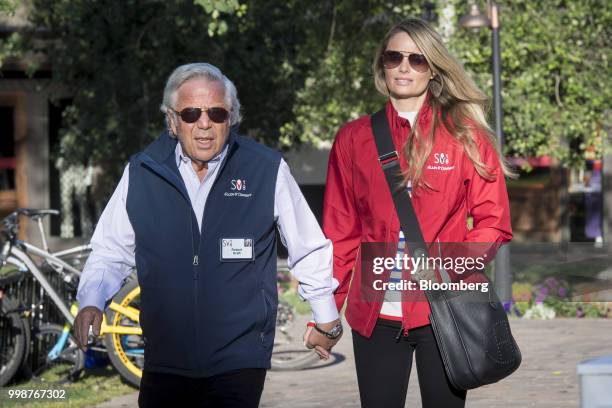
174 139 228 168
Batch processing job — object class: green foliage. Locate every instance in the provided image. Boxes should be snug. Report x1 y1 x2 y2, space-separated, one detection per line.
280 0 611 164
543 299 609 318
21 0 244 196
512 279 610 318
0 0 18 13
278 1 427 147
0 0 24 69
1 0 609 201
193 0 246 35
280 289 312 315
2 366 133 408
449 0 611 166
0 31 23 69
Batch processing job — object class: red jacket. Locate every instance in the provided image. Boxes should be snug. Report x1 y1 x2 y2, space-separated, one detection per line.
323 98 512 338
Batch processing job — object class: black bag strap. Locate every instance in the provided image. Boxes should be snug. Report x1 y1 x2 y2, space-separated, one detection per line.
371 109 428 256
371 108 451 283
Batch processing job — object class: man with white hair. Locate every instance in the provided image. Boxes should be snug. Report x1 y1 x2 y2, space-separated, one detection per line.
74 63 342 407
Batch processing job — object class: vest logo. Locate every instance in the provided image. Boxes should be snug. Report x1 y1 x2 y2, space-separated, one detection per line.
225 178 252 198
231 179 246 191
428 152 455 171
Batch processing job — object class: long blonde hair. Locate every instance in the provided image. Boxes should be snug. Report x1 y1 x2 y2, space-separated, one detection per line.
372 18 515 190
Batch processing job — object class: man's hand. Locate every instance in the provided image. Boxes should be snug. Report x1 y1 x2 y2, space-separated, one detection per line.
303 319 342 360
74 306 103 351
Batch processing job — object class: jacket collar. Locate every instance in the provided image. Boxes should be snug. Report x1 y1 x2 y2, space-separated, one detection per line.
385 90 433 137
139 128 239 203
143 130 178 164
384 91 434 153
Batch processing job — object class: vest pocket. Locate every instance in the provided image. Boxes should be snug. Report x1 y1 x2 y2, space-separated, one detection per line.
258 289 273 347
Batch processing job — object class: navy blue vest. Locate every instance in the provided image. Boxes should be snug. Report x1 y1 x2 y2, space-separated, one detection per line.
126 130 280 377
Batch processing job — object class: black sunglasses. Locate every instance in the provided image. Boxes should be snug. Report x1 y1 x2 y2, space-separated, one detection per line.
173 106 230 124
381 50 429 73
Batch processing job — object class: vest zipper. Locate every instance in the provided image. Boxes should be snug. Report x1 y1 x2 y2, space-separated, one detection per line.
194 152 228 269
189 205 201 371
189 207 199 279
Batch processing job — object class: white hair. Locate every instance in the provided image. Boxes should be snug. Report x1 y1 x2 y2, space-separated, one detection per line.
160 62 242 126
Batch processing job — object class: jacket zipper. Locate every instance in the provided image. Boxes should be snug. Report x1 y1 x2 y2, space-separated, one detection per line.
395 325 404 342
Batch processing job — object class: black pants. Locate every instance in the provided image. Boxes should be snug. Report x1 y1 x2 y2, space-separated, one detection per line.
353 319 466 408
138 368 266 408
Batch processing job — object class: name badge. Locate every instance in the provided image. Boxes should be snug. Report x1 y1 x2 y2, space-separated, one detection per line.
220 238 254 261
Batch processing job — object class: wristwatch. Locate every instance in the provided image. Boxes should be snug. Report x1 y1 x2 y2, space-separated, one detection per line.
314 321 343 340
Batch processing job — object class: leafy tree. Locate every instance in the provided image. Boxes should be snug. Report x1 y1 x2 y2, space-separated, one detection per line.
277 0 610 167
449 0 611 167
0 0 25 68
276 1 428 147
1 0 609 201
21 0 243 196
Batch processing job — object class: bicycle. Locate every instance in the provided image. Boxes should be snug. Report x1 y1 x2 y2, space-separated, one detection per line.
0 272 29 387
0 209 88 386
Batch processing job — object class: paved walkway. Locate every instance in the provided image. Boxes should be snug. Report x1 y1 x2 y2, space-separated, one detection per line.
94 317 612 408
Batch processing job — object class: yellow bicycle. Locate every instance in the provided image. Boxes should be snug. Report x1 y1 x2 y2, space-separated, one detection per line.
98 278 143 388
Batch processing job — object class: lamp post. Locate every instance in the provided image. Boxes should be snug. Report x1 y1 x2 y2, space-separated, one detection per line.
459 1 512 305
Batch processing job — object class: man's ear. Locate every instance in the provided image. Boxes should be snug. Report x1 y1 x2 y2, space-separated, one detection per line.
167 113 178 137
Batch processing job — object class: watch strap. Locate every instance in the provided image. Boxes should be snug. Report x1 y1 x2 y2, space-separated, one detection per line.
313 322 342 339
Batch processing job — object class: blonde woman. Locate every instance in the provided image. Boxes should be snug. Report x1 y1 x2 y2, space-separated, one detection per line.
323 18 513 407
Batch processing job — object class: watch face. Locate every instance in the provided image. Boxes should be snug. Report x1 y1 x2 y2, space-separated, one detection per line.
329 324 343 338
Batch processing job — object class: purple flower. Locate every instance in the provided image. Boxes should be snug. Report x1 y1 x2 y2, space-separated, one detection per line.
545 277 558 286
558 287 567 298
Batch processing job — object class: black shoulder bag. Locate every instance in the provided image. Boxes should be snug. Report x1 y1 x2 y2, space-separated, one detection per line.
370 109 521 390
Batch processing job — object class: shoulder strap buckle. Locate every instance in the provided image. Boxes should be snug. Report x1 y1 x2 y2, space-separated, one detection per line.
378 151 399 170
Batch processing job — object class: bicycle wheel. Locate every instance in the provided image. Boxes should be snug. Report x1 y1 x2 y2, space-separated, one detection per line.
104 278 143 388
0 296 28 386
271 341 321 370
31 323 85 384
270 300 320 371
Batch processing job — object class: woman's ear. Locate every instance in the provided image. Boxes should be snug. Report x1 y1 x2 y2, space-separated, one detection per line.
428 74 444 98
